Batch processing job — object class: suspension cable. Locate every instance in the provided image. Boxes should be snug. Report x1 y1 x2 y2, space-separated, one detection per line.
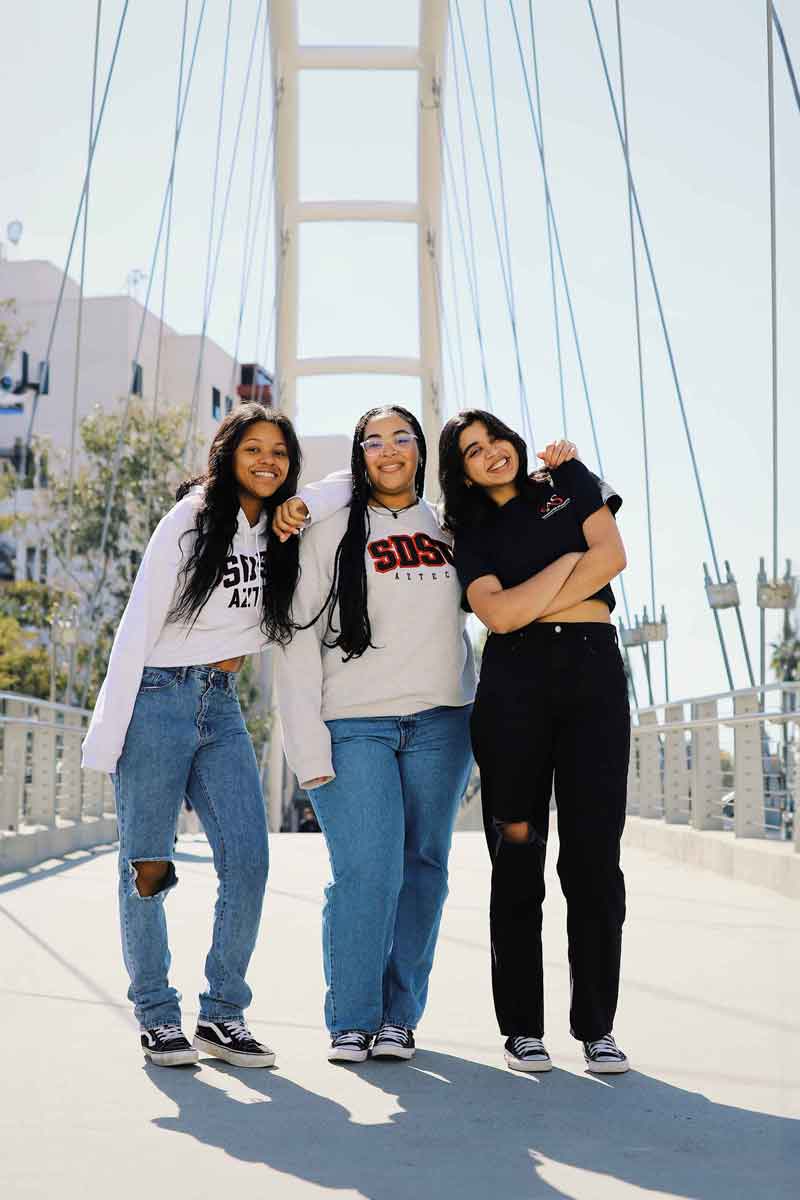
442 180 470 410
527 2 567 439
183 0 266 460
585 0 723 582
772 3 800 115
25 0 130 450
440 119 492 408
79 0 209 704
230 2 274 397
453 0 535 449
481 0 535 448
614 0 657 621
766 0 779 583
507 1 635 634
64 0 102 585
444 14 491 408
146 0 191 534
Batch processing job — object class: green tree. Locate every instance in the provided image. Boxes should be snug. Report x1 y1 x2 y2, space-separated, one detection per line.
771 626 800 682
33 403 193 704
0 613 58 696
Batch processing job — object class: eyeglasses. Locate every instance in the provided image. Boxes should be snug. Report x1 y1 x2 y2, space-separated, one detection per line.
360 432 418 456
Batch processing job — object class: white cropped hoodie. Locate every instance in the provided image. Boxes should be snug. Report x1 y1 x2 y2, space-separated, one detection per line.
81 491 268 774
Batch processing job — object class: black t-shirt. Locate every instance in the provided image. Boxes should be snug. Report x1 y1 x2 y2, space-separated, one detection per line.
454 460 622 615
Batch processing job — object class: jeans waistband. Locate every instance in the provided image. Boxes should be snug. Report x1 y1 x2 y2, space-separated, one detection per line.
497 621 618 645
147 664 239 692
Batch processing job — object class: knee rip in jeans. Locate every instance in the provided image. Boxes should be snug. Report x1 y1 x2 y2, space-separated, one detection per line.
494 819 543 847
127 858 177 899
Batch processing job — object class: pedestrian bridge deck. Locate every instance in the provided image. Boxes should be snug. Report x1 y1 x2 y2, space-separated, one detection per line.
1 832 797 1200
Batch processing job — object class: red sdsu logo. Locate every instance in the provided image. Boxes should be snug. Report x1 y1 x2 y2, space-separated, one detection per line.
368 532 455 575
539 493 571 520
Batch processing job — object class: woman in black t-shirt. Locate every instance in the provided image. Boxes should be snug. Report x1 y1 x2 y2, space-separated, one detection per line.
439 409 631 1077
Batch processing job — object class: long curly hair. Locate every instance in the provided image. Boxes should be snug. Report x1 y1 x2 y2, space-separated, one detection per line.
171 403 302 644
316 405 426 662
439 408 533 536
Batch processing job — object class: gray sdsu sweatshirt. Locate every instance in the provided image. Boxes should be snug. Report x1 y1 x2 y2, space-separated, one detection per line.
275 499 477 786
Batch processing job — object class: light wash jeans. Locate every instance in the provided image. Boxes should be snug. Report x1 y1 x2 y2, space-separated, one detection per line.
308 704 473 1034
113 665 268 1029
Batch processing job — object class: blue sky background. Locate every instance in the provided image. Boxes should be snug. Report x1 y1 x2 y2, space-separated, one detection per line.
2 0 799 704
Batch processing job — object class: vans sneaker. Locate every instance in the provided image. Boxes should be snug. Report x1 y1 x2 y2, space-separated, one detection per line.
582 1034 629 1074
371 1023 416 1060
193 1019 276 1068
504 1035 553 1073
328 1030 372 1063
141 1024 199 1067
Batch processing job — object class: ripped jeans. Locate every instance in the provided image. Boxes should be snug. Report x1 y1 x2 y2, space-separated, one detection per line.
113 665 269 1030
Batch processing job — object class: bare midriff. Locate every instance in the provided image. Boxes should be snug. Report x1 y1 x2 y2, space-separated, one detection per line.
208 656 246 672
537 599 610 624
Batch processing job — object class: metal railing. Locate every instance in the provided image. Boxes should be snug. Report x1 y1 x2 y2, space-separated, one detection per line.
0 692 115 843
629 682 800 849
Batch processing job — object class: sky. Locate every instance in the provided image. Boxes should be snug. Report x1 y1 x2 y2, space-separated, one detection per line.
1 0 799 706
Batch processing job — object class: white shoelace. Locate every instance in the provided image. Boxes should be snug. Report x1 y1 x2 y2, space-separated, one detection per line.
586 1034 622 1058
334 1030 369 1046
376 1024 409 1043
152 1023 186 1044
224 1019 256 1044
510 1036 548 1056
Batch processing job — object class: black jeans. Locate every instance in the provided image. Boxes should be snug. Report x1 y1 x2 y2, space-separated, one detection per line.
470 622 630 1042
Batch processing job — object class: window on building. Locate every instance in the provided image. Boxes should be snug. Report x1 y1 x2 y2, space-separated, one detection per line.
131 361 143 397
225 394 233 414
38 450 48 488
39 546 48 584
25 545 36 582
212 387 221 420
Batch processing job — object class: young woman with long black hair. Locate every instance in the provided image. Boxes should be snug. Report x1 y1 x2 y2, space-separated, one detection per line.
82 403 302 1069
274 406 578 1063
439 409 631 1076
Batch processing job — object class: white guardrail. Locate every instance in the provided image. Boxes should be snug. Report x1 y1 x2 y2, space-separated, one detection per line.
1 683 799 873
0 691 117 873
629 682 799 850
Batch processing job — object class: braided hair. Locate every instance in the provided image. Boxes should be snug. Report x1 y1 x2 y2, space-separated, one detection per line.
317 405 426 661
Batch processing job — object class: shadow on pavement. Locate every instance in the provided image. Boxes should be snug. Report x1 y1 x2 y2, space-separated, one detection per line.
145 1050 798 1199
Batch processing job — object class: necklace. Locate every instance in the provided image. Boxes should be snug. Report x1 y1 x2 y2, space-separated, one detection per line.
368 496 419 520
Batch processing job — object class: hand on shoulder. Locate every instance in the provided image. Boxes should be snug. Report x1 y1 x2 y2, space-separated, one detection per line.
273 497 310 542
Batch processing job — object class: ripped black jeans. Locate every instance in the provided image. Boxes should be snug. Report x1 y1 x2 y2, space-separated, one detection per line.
470 622 630 1042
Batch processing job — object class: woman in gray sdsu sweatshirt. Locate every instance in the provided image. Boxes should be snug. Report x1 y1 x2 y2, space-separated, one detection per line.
276 405 474 1063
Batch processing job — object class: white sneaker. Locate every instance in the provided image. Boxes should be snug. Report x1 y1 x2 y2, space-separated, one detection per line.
504 1035 553 1073
328 1030 372 1063
583 1033 629 1074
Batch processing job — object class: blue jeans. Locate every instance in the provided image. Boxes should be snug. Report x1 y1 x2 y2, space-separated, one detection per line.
113 666 269 1029
308 704 473 1034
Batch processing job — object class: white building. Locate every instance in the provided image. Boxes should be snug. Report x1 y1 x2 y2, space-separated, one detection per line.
0 257 348 583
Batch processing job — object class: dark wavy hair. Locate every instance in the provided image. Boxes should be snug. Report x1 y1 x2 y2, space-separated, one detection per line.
170 403 302 645
316 405 426 662
439 408 534 536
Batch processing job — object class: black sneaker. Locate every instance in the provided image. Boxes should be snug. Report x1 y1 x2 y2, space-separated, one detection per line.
371 1023 416 1060
583 1034 629 1074
193 1019 276 1068
504 1035 553 1073
328 1030 372 1063
141 1023 199 1067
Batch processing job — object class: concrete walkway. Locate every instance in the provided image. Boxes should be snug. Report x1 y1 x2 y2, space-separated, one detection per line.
1 832 798 1199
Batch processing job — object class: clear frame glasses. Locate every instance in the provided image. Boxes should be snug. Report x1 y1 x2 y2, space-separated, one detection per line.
360 432 418 456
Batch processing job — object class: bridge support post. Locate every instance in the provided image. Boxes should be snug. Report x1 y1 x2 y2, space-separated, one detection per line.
28 707 57 828
626 734 640 814
58 712 84 823
0 699 27 832
637 710 662 818
733 693 765 838
663 703 690 823
691 700 723 830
